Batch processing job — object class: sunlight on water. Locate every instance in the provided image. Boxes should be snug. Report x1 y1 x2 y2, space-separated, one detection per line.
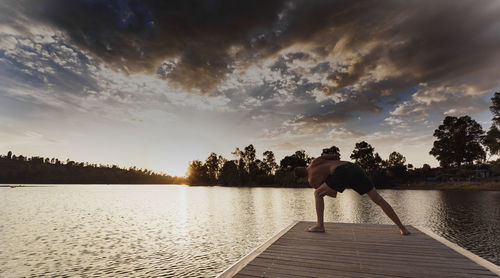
0 186 499 277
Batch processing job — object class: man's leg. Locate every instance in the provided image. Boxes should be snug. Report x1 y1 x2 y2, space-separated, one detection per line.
307 183 337 232
366 188 410 235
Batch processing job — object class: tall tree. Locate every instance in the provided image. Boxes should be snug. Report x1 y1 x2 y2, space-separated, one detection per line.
350 141 382 173
205 152 220 184
219 160 240 186
7 151 12 159
484 125 500 157
321 146 340 158
387 151 407 178
429 116 485 167
484 92 500 158
232 147 248 184
243 144 256 170
187 160 208 185
490 92 500 125
387 152 406 168
262 150 278 175
218 155 226 174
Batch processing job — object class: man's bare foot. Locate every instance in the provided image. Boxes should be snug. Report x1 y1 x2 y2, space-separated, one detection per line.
306 225 325 232
400 228 410 235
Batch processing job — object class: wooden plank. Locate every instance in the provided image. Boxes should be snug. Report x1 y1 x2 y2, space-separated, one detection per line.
252 255 494 277
217 221 299 278
415 226 500 276
218 221 500 278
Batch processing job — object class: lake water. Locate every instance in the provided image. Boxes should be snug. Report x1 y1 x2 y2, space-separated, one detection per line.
1 185 499 277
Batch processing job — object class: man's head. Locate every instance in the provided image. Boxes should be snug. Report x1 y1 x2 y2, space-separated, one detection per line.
294 167 308 182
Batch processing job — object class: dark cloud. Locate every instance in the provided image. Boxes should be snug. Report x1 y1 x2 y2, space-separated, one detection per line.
310 62 330 74
293 90 382 126
7 0 286 92
4 0 499 97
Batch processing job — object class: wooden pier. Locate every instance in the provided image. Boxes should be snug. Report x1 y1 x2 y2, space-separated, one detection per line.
218 221 500 278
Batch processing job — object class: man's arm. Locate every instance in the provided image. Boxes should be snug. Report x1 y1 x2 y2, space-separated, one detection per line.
307 183 337 232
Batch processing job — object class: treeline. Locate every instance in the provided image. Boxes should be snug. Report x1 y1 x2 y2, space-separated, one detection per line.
1 93 498 186
0 154 185 184
187 92 500 187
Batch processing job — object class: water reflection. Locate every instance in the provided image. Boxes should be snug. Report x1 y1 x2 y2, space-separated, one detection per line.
0 186 498 277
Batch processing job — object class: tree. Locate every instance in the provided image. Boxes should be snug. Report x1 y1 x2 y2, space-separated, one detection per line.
490 92 500 125
205 153 220 184
422 164 431 171
321 146 340 158
387 152 406 168
218 155 226 176
387 151 407 178
429 116 485 167
243 144 256 165
249 159 267 184
262 150 278 175
219 160 240 186
484 125 500 157
232 147 248 184
280 150 312 170
350 141 382 173
7 151 12 159
187 160 208 185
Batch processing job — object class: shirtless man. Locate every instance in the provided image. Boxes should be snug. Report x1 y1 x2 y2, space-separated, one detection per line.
294 154 410 235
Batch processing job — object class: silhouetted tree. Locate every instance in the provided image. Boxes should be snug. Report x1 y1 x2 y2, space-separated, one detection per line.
490 92 500 125
187 160 208 185
31 156 44 164
262 150 278 175
387 152 406 168
232 147 249 184
280 150 312 170
350 141 382 173
243 144 256 164
484 125 500 157
0 153 183 184
422 164 431 171
249 159 268 185
321 146 340 158
218 155 226 177
430 116 485 167
387 151 407 178
205 152 220 184
7 151 12 159
220 160 240 186
484 93 500 158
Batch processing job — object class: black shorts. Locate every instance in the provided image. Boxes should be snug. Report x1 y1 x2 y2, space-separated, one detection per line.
325 163 374 195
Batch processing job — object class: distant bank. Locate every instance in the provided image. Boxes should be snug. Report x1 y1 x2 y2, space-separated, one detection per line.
393 181 500 191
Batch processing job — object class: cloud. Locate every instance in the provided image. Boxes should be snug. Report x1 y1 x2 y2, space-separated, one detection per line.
327 127 365 139
3 0 497 98
390 84 490 121
4 0 287 93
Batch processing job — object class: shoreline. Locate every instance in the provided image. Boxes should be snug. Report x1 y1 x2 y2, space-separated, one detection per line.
2 181 500 191
2 182 500 191
391 181 500 191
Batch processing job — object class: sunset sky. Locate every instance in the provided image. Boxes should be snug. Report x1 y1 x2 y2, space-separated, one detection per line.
1 0 499 176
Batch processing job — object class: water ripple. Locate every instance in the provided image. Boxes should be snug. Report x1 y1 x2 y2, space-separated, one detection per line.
1 186 498 277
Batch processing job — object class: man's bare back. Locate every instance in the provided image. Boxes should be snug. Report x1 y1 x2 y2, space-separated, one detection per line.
307 159 348 189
